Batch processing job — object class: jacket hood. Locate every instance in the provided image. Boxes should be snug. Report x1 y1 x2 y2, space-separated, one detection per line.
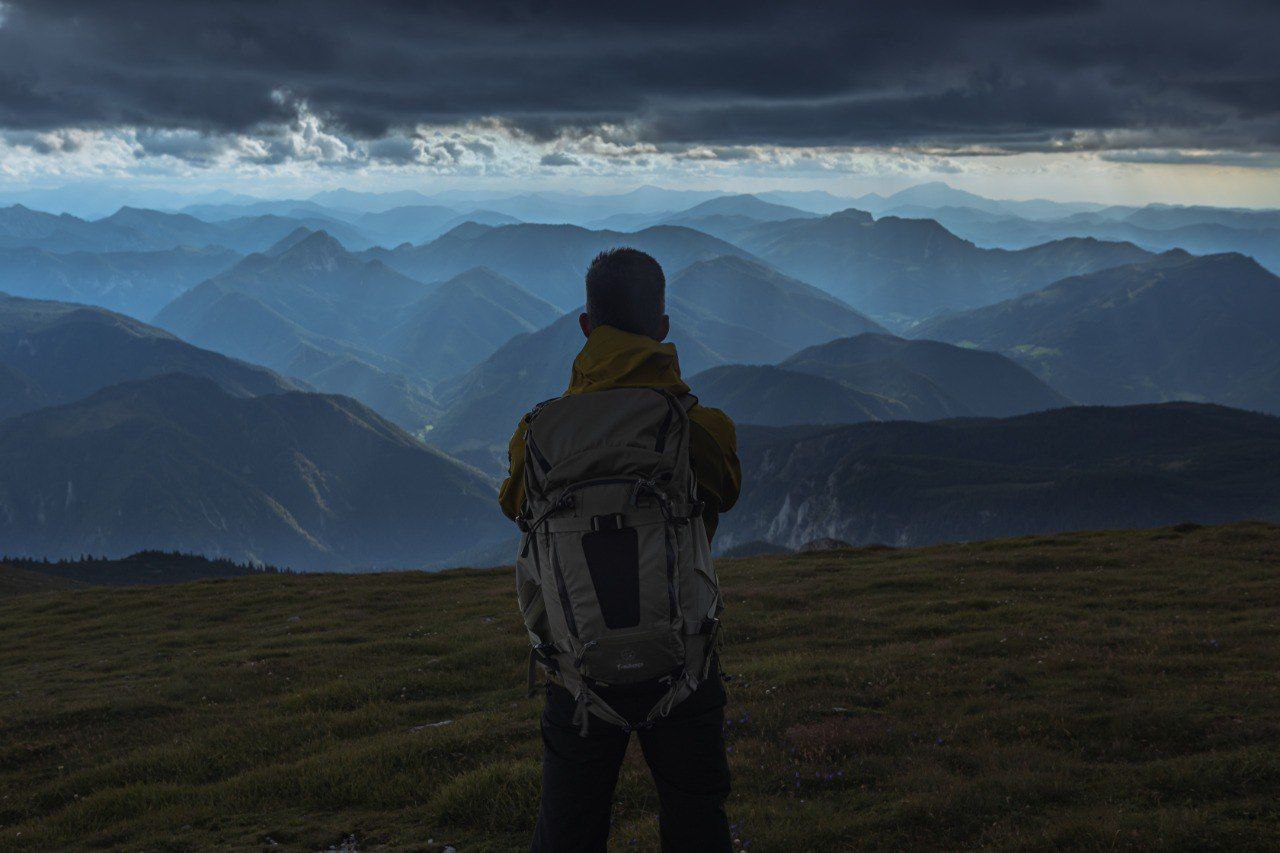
566 324 690 396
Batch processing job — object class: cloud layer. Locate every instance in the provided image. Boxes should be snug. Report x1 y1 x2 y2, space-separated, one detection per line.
0 0 1277 175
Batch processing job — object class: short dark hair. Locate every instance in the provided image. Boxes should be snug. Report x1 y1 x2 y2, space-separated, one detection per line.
585 247 665 338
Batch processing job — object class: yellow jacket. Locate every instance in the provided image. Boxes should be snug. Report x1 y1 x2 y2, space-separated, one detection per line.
498 325 741 538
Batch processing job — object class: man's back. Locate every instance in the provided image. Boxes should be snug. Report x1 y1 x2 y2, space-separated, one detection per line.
500 323 741 537
500 248 739 852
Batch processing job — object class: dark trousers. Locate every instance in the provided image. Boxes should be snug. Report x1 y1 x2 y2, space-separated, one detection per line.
531 669 732 852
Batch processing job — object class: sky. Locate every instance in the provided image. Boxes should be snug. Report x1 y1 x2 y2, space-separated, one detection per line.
1 0 1279 207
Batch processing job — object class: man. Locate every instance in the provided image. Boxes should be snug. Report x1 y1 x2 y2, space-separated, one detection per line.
499 247 740 852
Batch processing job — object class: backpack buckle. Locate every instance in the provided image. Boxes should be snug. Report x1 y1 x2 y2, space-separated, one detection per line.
590 513 626 532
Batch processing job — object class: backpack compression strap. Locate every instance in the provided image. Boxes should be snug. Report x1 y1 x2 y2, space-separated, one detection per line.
555 666 633 736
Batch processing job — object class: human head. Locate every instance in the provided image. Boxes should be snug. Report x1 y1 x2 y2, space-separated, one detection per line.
580 247 670 341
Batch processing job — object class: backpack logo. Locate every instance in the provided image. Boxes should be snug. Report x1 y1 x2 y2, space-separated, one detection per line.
617 647 644 671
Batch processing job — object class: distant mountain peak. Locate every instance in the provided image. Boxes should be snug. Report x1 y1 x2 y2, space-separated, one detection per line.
669 193 817 224
438 221 496 241
276 229 348 268
440 265 508 288
683 254 769 275
1198 251 1268 274
829 208 874 223
0 202 56 219
265 226 316 256
886 182 984 203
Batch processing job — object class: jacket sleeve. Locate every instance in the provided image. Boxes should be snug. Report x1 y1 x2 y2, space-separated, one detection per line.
498 415 530 522
502 416 550 645
688 405 741 538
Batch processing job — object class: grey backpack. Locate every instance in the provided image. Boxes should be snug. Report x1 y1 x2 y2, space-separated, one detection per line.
515 387 723 734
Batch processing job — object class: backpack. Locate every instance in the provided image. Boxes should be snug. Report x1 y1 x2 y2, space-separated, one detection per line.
514 387 724 735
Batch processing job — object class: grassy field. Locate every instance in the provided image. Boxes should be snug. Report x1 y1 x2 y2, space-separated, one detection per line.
2 522 1279 850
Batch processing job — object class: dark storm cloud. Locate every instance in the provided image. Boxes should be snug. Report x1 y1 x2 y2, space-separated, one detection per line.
0 0 1276 155
133 129 235 164
540 152 580 167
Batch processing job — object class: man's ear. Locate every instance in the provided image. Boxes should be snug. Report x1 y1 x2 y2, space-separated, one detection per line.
579 312 592 339
656 314 670 342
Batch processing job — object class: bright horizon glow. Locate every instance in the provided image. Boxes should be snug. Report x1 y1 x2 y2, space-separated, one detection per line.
3 114 1279 213
4 152 1280 216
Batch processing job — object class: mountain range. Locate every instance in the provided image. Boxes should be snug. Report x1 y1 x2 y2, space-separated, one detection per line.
0 204 167 253
688 364 903 426
853 182 1110 221
0 245 241 318
3 182 1280 570
0 293 297 421
892 205 1280 274
822 182 1280 274
420 186 728 225
691 333 1070 426
153 232 440 428
154 231 562 430
382 266 561 382
916 252 1280 413
0 204 374 255
666 256 886 362
354 205 521 247
721 403 1280 551
591 194 821 237
366 222 757 309
0 373 507 570
159 230 429 344
730 209 1153 324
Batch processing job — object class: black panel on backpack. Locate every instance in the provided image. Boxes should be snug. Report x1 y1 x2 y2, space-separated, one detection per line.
580 527 641 629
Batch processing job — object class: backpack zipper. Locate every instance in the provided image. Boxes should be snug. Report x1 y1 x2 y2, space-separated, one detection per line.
559 476 643 499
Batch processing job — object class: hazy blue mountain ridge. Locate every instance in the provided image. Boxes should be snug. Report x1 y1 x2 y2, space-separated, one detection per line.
690 333 1070 426
734 208 1154 324
722 403 1280 551
366 222 759 309
0 245 241 318
0 292 298 421
0 373 506 570
916 252 1280 413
